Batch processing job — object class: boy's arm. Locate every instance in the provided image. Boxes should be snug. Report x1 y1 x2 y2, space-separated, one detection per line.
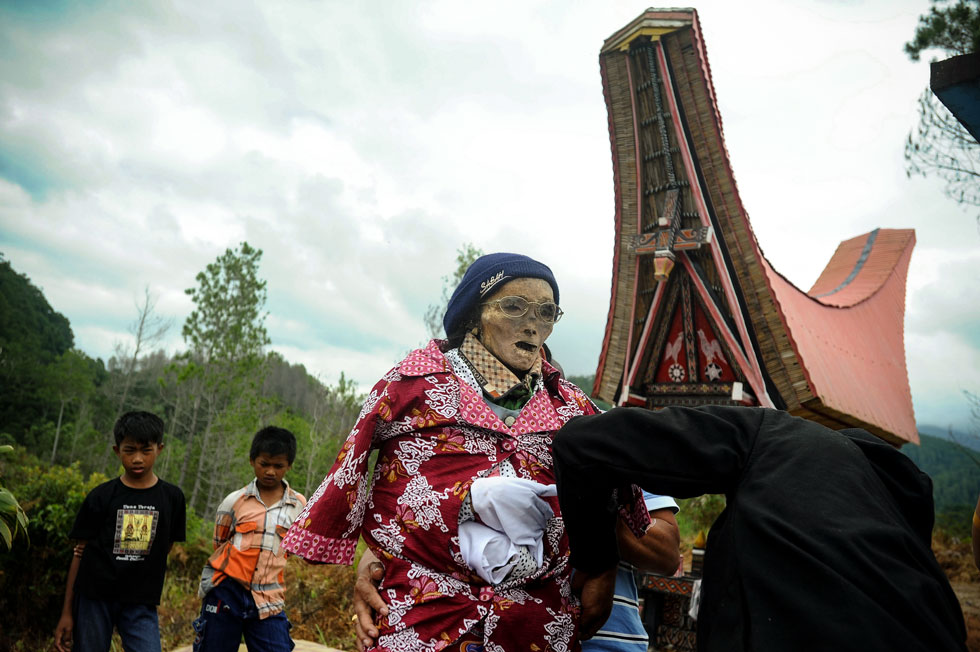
213 514 232 549
212 495 236 550
53 543 84 652
57 488 99 652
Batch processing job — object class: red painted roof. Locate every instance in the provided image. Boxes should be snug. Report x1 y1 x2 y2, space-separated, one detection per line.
760 229 918 444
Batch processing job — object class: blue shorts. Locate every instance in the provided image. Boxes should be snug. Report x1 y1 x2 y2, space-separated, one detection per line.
193 580 294 652
74 594 161 652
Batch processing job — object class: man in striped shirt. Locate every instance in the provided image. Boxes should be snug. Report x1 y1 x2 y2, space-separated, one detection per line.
585 492 679 651
193 427 307 652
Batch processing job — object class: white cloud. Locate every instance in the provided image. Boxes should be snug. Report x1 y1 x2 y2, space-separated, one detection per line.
0 0 976 432
907 329 980 431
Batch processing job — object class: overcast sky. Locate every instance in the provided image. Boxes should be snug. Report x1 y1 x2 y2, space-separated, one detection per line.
1 0 977 432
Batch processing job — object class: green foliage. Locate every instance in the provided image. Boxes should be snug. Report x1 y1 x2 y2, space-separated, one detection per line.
566 374 594 393
0 444 29 550
0 448 108 648
904 0 980 61
284 371 365 497
905 89 980 210
43 350 99 400
0 254 74 360
423 242 485 339
566 374 614 411
0 488 29 550
183 241 270 363
169 242 278 513
936 503 973 539
676 494 726 540
0 254 76 442
42 349 98 463
903 433 980 514
184 500 211 544
903 428 980 540
903 0 980 217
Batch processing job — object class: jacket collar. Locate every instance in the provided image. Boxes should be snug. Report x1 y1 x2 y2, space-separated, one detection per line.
397 339 452 377
244 477 301 507
398 338 561 387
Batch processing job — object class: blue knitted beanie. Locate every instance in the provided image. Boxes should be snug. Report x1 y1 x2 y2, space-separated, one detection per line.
442 252 560 336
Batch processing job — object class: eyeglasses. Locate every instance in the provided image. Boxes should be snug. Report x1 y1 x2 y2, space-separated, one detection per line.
481 296 564 323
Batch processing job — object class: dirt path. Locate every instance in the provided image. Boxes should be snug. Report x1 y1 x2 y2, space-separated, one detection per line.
952 581 980 651
171 642 346 652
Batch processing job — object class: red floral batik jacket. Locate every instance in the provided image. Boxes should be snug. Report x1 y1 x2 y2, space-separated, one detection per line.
282 340 650 652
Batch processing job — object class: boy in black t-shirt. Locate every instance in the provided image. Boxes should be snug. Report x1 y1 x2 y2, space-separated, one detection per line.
54 411 186 652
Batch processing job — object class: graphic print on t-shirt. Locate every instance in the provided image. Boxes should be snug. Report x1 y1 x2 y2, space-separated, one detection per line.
113 504 159 559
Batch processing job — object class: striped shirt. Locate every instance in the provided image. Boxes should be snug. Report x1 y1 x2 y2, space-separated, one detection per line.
199 478 306 618
585 492 678 651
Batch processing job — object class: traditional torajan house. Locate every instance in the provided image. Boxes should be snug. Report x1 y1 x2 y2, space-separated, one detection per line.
592 8 918 649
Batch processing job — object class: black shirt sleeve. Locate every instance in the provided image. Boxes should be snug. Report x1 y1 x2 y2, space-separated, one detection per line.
68 483 107 541
170 484 187 543
553 405 762 572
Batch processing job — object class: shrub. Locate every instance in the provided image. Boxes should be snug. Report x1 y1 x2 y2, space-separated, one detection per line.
0 451 107 649
0 444 30 550
676 494 726 540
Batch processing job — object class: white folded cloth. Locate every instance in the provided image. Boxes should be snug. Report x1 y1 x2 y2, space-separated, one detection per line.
458 520 520 584
459 476 557 584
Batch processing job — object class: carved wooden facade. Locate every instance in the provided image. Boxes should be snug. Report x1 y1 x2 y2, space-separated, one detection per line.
594 8 917 446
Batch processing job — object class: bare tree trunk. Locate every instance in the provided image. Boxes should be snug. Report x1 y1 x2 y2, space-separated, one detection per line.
69 401 84 461
305 391 324 495
204 444 229 518
179 392 203 488
114 340 140 422
69 399 92 462
189 411 215 511
205 469 219 515
99 429 116 474
50 399 67 464
102 287 172 470
159 394 181 480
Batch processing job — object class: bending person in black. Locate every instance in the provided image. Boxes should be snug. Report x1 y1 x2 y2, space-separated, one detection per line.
554 405 966 652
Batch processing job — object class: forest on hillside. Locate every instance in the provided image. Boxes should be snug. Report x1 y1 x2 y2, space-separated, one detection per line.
0 245 363 510
0 245 368 649
904 432 980 537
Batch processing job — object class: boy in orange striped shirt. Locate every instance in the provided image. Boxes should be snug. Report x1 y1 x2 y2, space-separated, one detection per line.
192 427 307 652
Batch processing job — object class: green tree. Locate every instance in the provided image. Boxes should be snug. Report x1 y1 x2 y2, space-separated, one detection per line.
0 254 74 441
904 0 980 59
422 243 484 339
183 242 269 363
41 349 96 464
296 372 362 495
258 355 364 495
170 242 272 513
904 0 980 219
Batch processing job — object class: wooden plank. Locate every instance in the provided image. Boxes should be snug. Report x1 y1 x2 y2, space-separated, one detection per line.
596 50 641 403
